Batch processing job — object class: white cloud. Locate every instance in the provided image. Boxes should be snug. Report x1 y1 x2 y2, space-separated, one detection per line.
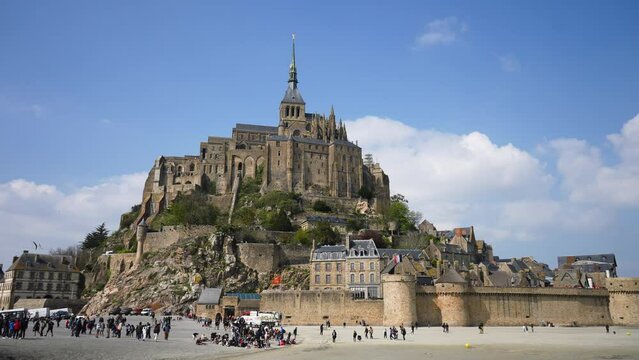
0 173 145 268
499 54 521 73
547 114 639 207
346 114 639 248
415 17 467 48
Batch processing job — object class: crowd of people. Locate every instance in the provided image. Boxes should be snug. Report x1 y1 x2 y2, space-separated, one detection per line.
0 312 173 341
0 316 28 339
193 315 297 349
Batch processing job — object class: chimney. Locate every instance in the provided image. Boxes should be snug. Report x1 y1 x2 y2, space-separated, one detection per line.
345 233 351 250
12 256 18 264
23 250 29 254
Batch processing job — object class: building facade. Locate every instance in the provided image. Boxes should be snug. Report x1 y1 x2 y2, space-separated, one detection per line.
310 238 429 299
0 251 82 310
137 37 390 225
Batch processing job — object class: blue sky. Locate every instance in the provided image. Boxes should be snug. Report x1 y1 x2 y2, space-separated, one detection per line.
1 1 638 275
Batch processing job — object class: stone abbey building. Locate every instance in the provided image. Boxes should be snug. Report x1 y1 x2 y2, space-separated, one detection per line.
138 37 390 221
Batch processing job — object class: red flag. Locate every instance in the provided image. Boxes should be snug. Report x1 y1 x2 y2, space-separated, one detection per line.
272 275 282 285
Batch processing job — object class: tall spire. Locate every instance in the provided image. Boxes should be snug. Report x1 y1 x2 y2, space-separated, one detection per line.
288 33 298 89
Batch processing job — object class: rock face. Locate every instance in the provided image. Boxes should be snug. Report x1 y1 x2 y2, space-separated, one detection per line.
82 234 263 315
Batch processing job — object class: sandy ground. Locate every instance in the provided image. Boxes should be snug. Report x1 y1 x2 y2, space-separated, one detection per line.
0 317 638 360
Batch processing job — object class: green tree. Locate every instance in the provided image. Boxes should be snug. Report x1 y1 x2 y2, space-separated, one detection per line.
293 229 312 246
386 194 422 234
159 191 219 226
309 221 340 246
81 223 109 249
262 210 293 231
312 200 332 213
231 207 256 227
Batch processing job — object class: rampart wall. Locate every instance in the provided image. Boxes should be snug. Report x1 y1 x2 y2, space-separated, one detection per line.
260 290 384 325
260 282 631 326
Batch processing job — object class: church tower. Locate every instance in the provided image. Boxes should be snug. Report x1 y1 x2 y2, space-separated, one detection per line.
278 34 307 137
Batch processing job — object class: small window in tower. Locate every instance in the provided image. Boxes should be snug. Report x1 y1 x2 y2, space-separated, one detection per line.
286 106 290 117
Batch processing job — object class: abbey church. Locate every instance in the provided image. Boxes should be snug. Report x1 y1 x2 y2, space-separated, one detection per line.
138 37 390 220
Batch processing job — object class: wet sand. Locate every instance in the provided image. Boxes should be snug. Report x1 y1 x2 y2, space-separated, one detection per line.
0 318 637 360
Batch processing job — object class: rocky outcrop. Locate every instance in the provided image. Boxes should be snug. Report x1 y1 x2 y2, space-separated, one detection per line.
82 233 262 315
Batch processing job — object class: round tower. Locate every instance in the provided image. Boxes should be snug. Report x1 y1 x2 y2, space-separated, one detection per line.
382 274 417 326
435 268 470 326
134 218 148 267
607 277 639 326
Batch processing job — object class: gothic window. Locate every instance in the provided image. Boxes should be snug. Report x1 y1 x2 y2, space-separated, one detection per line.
286 106 290 117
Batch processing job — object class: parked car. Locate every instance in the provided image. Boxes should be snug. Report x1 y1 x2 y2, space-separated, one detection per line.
131 308 142 316
140 308 152 316
108 307 121 315
120 307 133 315
52 310 72 320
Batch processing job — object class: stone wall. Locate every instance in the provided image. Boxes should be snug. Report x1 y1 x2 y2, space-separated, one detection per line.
260 284 622 327
145 225 215 252
279 244 312 265
260 290 383 325
607 277 639 325
105 253 136 276
237 243 278 273
414 284 613 327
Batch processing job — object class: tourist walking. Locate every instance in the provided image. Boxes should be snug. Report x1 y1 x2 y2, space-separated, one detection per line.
352 330 357 342
320 323 324 335
332 329 337 343
153 321 160 341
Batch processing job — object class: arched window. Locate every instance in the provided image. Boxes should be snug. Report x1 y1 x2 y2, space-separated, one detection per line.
370 273 375 283
189 163 195 172
286 106 290 117
359 274 365 284
350 274 355 283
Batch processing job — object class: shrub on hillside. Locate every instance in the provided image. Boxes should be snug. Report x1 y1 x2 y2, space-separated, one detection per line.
312 200 332 213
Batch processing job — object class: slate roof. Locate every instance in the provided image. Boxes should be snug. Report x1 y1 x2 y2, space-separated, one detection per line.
378 249 426 260
558 254 616 268
436 268 467 284
234 124 279 134
282 86 305 104
7 252 78 272
198 287 223 305
488 271 513 287
315 245 347 253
